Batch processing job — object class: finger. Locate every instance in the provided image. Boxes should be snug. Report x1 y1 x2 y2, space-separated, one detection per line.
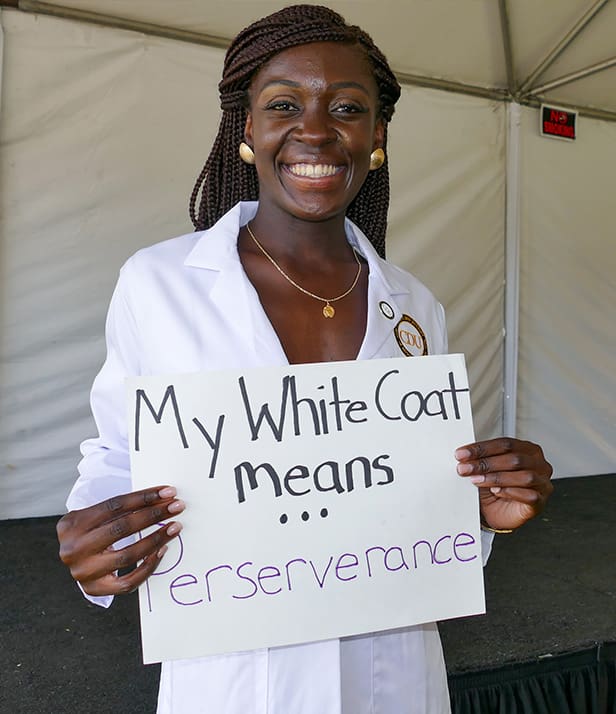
484 486 548 509
111 522 183 572
81 548 170 597
455 438 529 462
70 521 183 583
463 469 554 494
57 486 177 546
58 494 184 569
456 451 535 476
77 499 185 556
90 486 179 527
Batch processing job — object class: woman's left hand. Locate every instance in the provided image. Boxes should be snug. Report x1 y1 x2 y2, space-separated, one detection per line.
455 438 554 531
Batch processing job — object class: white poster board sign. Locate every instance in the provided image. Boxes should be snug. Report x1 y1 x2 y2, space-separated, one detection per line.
128 354 485 664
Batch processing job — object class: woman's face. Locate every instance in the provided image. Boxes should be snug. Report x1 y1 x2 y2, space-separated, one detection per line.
245 41 384 223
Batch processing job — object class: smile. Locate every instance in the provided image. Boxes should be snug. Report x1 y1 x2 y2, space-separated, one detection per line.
285 163 342 178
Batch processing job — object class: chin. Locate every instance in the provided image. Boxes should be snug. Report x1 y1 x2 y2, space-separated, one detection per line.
281 195 356 224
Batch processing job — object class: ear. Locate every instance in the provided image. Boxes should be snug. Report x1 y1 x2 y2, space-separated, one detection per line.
373 118 385 151
244 112 254 147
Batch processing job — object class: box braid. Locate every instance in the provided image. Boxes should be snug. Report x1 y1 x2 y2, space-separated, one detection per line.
189 4 401 257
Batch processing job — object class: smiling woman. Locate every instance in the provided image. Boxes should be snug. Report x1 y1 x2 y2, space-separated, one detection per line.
189 4 400 258
237 41 385 363
57 4 554 714
244 42 383 222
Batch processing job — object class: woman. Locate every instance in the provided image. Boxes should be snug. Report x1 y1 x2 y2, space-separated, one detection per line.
57 5 553 713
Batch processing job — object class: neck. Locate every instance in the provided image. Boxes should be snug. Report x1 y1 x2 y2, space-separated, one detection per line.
248 204 353 263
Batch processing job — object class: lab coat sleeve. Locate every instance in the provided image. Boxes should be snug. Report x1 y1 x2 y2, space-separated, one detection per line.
66 261 142 607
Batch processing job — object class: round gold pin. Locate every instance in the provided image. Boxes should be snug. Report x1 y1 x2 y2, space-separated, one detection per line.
394 314 429 356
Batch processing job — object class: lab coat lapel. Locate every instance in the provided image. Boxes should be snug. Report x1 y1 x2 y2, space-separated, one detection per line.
184 203 288 367
346 222 412 361
183 205 413 367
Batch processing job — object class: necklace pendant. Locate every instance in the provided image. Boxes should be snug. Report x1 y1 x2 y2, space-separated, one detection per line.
323 303 335 318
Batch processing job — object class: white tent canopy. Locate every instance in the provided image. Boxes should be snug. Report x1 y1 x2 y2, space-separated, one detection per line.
0 1 614 519
10 0 616 118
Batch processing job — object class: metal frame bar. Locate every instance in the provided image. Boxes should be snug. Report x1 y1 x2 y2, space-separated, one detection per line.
498 0 516 94
0 12 5 111
13 0 229 48
520 95 616 122
518 0 610 95
503 103 522 437
532 56 616 94
394 71 508 101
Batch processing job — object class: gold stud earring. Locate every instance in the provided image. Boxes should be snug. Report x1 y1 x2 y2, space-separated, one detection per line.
369 148 385 171
239 142 255 165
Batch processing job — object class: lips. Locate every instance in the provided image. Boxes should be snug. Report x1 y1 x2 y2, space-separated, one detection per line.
284 163 343 178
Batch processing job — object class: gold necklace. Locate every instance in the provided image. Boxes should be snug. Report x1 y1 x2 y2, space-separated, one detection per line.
245 222 362 318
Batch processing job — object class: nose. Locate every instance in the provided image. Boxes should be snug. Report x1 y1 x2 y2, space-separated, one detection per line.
295 101 336 146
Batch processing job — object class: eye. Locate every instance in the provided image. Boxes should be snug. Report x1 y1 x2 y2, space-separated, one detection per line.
265 100 299 112
331 102 367 115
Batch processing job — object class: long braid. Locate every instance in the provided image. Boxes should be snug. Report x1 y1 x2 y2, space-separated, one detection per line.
347 124 392 258
189 107 259 230
190 4 401 257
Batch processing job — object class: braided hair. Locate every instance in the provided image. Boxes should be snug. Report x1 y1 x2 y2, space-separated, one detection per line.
189 4 401 257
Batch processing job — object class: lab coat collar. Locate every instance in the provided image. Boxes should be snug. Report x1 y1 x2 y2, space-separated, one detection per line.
344 221 414 360
184 202 257 270
183 202 413 361
184 202 410 288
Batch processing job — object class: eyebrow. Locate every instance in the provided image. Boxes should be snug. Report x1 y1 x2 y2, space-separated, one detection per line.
259 79 371 95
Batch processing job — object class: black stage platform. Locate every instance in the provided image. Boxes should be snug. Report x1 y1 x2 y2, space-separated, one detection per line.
2 474 614 713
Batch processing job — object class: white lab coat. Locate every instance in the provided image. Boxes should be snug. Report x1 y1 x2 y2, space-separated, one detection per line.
68 201 492 714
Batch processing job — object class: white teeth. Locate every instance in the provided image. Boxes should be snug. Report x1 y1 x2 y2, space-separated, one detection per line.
288 163 338 177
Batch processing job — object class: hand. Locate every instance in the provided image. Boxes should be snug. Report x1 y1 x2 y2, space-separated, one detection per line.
455 438 553 531
57 486 185 597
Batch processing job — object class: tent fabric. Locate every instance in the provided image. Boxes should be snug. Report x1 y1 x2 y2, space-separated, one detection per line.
0 11 506 519
0 5 614 519
0 11 224 518
33 0 616 117
387 88 506 441
517 106 616 477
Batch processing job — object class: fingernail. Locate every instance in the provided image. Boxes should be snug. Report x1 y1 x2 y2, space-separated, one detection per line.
457 463 473 475
157 545 169 559
490 487 502 494
470 476 485 484
159 487 177 499
167 499 185 514
455 448 472 460
167 522 183 536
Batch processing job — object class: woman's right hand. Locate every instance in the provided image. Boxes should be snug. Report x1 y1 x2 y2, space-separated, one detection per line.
56 486 185 597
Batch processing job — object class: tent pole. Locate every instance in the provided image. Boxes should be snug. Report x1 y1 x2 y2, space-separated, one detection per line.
518 97 616 123
0 12 4 107
394 71 507 101
532 56 616 94
13 0 229 48
498 0 516 94
503 102 521 437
